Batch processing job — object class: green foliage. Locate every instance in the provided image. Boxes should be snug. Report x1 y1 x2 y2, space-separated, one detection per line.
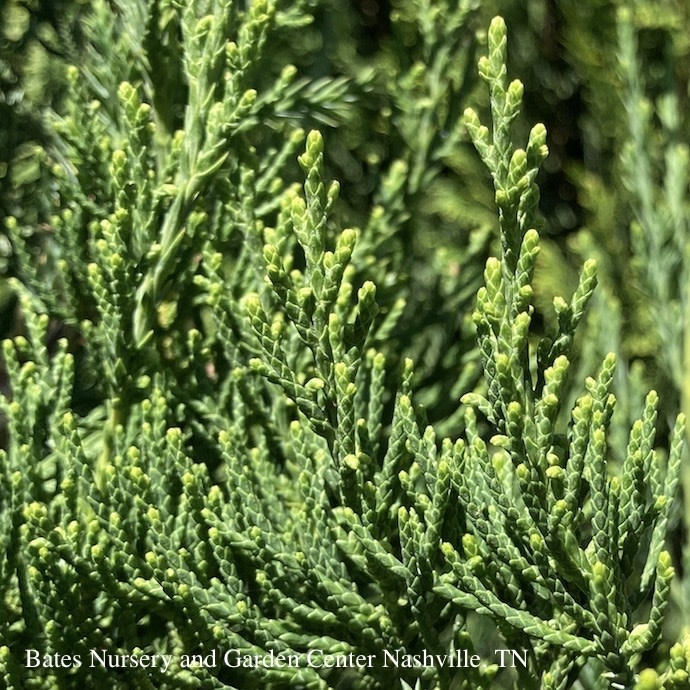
0 2 688 690
507 2 690 654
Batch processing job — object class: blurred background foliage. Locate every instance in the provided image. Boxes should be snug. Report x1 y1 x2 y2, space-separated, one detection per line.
1 0 689 669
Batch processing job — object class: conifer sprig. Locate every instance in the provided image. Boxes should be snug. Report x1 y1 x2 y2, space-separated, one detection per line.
0 7 687 690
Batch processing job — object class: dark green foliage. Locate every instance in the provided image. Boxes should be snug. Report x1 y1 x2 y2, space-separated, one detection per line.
1 2 689 690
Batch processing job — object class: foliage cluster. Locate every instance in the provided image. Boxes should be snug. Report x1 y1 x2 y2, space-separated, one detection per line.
1 2 689 689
